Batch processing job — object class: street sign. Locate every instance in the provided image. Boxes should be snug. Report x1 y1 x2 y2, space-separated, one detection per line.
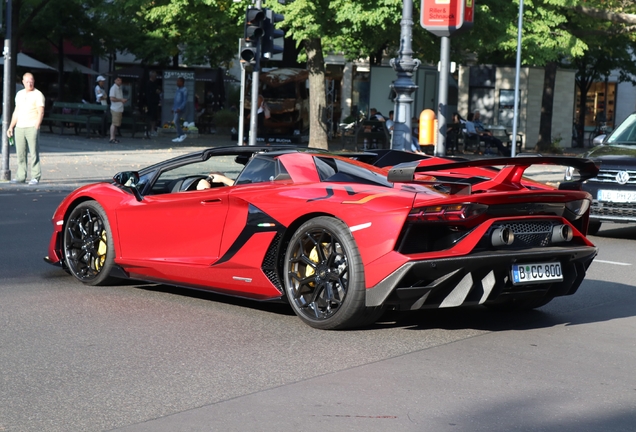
420 0 465 37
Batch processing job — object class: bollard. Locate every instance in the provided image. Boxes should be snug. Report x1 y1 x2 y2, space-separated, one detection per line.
418 109 437 153
419 109 436 145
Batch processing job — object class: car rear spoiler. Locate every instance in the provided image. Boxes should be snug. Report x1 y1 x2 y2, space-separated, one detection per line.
387 156 599 187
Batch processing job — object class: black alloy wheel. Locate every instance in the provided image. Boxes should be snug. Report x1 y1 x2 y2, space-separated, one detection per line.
63 201 117 286
284 216 373 330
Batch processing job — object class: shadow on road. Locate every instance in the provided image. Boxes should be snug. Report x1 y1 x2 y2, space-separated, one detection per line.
129 278 634 333
591 224 636 240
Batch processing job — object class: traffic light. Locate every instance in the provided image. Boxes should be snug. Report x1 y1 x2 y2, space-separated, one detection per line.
240 7 265 64
244 7 265 41
240 39 257 63
261 9 285 60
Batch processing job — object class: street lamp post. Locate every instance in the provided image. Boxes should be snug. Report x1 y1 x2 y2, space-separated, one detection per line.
390 0 420 151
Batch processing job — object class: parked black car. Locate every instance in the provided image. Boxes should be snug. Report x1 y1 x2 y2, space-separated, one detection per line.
566 112 636 234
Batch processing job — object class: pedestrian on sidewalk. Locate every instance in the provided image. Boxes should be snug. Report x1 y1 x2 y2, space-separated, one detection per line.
109 76 127 144
145 71 161 137
7 72 45 185
172 77 188 143
467 112 509 156
94 76 108 135
95 75 108 105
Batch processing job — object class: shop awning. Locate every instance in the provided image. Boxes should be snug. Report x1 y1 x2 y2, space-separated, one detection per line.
53 58 98 75
0 53 56 71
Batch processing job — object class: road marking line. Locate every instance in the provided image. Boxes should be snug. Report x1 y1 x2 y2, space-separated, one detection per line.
595 259 631 266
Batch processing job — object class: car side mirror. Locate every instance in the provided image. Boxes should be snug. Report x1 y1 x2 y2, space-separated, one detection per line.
113 171 139 187
592 134 606 146
113 171 143 201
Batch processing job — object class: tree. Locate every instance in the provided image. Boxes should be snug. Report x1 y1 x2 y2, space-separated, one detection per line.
444 0 636 151
27 0 105 101
114 0 245 68
273 0 403 149
525 0 636 149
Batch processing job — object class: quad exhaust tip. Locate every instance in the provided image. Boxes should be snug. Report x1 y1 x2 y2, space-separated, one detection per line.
551 224 573 243
491 224 573 247
491 227 515 247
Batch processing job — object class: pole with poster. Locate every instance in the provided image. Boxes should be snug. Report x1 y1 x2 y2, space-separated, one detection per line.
420 0 474 157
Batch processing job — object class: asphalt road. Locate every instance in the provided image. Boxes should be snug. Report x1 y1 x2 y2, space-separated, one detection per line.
1 185 636 431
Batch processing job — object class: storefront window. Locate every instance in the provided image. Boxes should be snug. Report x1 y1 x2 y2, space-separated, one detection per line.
576 81 616 128
352 70 370 117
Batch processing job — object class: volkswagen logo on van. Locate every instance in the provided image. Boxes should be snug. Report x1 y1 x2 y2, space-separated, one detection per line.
615 171 630 185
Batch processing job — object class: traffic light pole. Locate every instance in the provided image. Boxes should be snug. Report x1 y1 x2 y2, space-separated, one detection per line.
248 0 263 146
238 48 247 145
248 53 261 146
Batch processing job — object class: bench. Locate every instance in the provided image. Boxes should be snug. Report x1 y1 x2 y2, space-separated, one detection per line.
460 131 484 154
355 120 390 150
482 125 523 154
43 102 108 137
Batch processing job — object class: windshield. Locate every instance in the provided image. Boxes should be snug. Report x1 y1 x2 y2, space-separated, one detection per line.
606 113 636 145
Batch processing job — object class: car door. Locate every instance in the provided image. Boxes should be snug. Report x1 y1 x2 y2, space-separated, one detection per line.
115 187 230 270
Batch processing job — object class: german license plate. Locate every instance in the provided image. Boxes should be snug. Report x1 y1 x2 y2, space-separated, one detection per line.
511 262 563 285
598 189 636 203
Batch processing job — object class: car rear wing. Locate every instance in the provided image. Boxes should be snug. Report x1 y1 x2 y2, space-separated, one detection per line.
387 156 599 190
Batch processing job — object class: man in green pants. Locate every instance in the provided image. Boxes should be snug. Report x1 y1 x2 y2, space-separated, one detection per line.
7 72 45 185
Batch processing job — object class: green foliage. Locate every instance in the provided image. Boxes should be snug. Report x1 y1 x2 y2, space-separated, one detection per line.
112 0 245 67
268 0 403 63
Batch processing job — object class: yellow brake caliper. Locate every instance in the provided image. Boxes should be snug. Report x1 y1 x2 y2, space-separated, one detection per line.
305 243 330 287
95 230 107 270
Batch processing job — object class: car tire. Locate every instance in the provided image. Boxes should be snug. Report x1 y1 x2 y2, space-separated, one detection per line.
587 220 602 236
63 200 118 286
284 216 371 330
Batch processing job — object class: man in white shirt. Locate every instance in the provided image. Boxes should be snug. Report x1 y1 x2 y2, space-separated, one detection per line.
7 72 45 185
109 76 127 143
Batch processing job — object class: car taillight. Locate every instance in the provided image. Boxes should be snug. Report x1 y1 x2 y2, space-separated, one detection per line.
408 203 488 222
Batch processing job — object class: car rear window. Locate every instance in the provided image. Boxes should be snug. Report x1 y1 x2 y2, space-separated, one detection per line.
314 156 393 187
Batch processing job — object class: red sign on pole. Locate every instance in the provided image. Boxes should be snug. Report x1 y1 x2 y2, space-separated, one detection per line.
462 0 474 31
420 0 465 37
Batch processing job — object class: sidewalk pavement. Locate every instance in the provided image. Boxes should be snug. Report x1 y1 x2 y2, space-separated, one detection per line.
0 131 584 191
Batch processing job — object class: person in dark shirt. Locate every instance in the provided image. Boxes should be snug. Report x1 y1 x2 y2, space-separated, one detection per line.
145 71 161 136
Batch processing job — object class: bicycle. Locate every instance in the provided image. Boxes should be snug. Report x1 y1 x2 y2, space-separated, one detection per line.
587 121 609 147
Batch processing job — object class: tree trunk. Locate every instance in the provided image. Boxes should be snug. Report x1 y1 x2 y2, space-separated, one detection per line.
574 65 595 148
305 37 328 150
536 62 558 151
576 88 587 148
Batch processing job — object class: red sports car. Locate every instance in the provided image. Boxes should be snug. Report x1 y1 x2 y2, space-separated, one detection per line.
45 146 599 329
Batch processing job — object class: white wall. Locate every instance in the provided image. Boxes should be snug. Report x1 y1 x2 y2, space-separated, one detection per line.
459 65 576 149
614 80 636 126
